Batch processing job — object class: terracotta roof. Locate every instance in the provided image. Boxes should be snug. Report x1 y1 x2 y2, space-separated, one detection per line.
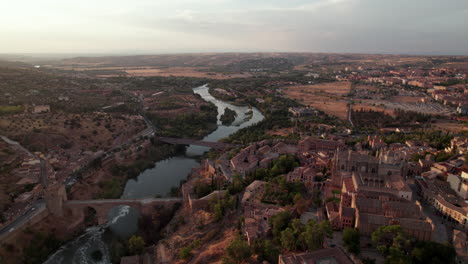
342 177 355 192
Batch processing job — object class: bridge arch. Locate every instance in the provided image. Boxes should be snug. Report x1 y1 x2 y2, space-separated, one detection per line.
63 198 182 227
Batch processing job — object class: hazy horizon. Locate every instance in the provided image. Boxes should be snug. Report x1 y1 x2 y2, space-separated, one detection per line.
1 0 468 55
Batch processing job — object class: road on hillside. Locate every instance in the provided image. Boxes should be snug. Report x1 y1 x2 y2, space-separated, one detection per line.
0 200 45 241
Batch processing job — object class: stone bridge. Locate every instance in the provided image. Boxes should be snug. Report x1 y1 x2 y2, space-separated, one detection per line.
156 136 233 150
63 197 182 225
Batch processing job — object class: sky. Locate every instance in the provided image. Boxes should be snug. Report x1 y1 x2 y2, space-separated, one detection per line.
1 0 468 55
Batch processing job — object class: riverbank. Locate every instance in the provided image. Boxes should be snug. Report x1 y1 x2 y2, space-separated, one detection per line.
69 140 185 200
41 84 264 264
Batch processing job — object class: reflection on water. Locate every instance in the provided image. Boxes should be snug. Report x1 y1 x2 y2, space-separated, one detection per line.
43 85 264 263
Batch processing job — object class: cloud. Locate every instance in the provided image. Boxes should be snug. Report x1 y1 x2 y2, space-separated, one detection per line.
0 0 467 54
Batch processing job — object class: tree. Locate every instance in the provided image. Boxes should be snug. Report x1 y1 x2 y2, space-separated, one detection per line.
410 241 456 264
269 211 292 242
210 193 235 222
372 225 406 254
228 173 244 194
290 219 304 237
300 220 332 251
128 235 145 255
371 225 412 264
223 237 251 264
280 228 297 251
179 246 192 260
293 194 308 215
343 228 360 255
253 239 279 264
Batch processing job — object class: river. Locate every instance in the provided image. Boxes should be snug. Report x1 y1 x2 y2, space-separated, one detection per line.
43 85 264 264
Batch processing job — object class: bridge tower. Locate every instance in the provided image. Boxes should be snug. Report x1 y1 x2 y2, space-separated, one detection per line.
45 184 67 217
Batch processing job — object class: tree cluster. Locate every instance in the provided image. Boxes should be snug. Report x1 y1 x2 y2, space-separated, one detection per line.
371 225 455 264
269 211 332 252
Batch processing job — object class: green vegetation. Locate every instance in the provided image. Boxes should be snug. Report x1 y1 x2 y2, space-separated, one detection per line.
97 178 125 199
371 225 455 264
220 108 237 125
225 154 304 207
269 211 332 252
154 99 183 110
223 101 295 144
178 239 201 260
248 154 298 181
436 79 466 86
351 109 431 132
435 150 455 162
245 154 299 182
409 152 430 162
210 192 236 222
222 237 252 264
343 228 360 255
23 232 63 264
193 180 216 198
227 155 302 203
262 177 306 206
128 235 145 255
150 103 217 138
253 239 280 264
382 130 454 150
208 79 300 144
0 105 24 115
109 237 128 264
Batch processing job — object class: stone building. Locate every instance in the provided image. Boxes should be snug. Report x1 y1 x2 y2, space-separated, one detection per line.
416 178 468 229
326 172 433 240
32 105 50 114
332 150 412 200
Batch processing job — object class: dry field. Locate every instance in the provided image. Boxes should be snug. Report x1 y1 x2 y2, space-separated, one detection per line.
432 121 468 133
287 82 351 96
359 99 452 115
145 93 208 118
285 88 348 120
125 67 251 79
52 64 252 79
0 113 146 153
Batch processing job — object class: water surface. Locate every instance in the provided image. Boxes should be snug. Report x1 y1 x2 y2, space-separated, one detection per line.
44 84 264 264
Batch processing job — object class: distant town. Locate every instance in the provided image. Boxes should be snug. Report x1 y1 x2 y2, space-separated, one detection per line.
0 53 467 264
